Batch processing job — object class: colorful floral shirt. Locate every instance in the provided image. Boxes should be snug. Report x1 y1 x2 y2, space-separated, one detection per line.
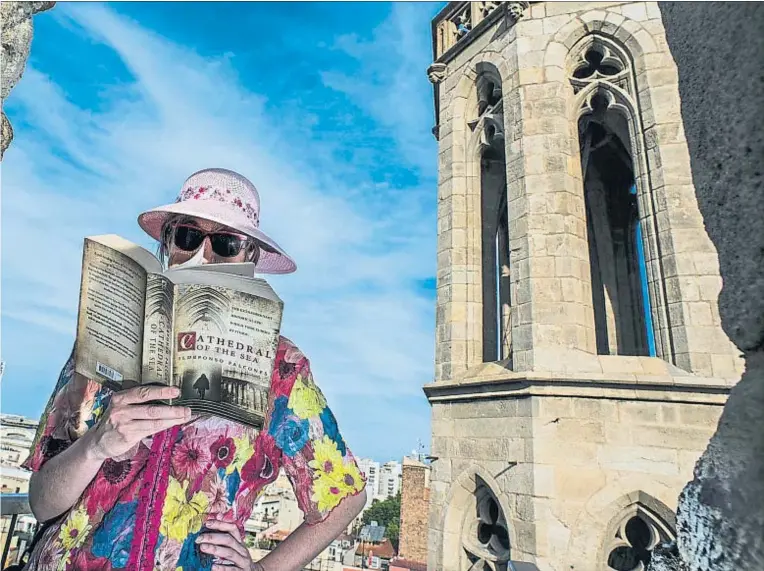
22 337 365 571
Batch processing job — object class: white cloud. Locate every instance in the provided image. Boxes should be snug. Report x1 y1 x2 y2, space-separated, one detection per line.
1 3 437 460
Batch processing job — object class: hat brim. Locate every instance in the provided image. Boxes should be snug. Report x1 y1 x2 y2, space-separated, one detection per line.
138 199 297 274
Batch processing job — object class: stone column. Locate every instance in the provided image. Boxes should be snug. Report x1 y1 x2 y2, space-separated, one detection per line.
1 1 55 160
651 3 764 570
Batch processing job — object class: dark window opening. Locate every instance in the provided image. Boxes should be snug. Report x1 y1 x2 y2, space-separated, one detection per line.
481 147 510 363
579 100 655 356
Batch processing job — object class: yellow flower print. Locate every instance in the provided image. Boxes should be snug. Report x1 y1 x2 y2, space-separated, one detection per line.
288 373 327 419
59 507 91 551
309 436 346 482
227 435 255 475
309 436 365 513
311 474 348 512
160 477 209 542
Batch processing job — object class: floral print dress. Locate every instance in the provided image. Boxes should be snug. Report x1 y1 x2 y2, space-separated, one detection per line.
21 337 365 571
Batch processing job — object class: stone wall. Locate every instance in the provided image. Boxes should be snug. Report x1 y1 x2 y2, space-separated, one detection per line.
0 1 55 159
532 394 720 569
399 459 431 564
649 3 764 570
431 1 742 382
427 369 727 571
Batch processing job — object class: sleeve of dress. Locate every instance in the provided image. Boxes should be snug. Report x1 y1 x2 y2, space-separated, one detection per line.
269 352 366 525
21 346 100 472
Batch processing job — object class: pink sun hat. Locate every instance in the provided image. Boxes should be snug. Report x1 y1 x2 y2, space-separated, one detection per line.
138 168 297 274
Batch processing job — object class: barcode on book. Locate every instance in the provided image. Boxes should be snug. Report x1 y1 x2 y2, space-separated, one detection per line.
96 362 123 382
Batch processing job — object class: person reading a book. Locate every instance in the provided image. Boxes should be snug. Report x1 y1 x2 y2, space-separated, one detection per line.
22 168 367 571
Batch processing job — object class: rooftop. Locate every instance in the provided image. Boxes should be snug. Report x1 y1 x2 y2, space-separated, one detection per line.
358 524 387 543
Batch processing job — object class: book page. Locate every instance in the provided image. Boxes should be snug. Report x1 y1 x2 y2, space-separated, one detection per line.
75 238 148 384
141 273 175 385
163 265 280 303
169 281 283 428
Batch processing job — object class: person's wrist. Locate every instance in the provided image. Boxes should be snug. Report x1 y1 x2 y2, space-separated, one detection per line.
81 430 109 463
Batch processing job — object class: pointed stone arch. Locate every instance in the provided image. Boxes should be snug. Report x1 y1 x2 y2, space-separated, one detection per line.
440 464 517 571
600 492 677 571
436 52 521 380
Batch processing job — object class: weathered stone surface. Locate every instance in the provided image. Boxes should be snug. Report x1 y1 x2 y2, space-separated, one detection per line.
650 3 764 571
427 2 753 569
0 1 55 159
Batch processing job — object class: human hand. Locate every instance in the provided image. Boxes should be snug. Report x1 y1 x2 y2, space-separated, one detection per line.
87 385 191 461
197 520 262 571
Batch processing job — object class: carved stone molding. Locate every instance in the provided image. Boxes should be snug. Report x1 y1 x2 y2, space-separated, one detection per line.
507 1 530 22
427 62 448 85
1 1 56 160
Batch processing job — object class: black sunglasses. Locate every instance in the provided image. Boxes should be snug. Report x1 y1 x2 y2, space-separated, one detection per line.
172 224 249 258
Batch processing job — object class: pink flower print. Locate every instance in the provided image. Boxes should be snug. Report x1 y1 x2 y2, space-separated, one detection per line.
233 198 243 208
36 544 64 569
172 437 211 481
210 436 236 469
241 434 278 490
85 458 134 514
203 473 230 514
155 536 182 569
72 550 114 571
284 344 304 365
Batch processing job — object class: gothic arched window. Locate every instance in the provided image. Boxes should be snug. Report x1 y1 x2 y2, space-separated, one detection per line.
470 63 511 363
461 477 510 571
604 503 676 571
571 36 656 357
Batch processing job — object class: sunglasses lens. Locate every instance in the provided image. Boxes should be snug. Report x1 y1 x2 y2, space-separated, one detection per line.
174 226 204 252
211 234 244 258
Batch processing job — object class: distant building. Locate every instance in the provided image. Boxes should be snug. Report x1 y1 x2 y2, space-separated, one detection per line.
244 470 302 538
356 458 381 509
378 461 402 499
0 414 38 493
397 456 430 566
355 536 395 570
357 458 402 507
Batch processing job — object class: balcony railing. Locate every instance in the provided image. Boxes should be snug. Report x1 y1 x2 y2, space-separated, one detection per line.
431 1 531 60
1 494 39 569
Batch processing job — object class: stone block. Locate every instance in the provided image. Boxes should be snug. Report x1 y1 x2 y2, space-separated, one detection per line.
533 464 556 497
554 466 606 501
543 14 575 36
619 401 662 423
534 437 598 466
518 17 544 37
677 403 722 428
530 3 546 19
579 10 608 32
518 66 546 86
661 404 679 424
631 425 715 450
597 445 679 475
572 398 619 421
537 396 573 418
547 418 606 443
605 422 634 446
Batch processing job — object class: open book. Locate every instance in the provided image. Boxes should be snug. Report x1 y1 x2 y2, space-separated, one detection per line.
75 235 283 429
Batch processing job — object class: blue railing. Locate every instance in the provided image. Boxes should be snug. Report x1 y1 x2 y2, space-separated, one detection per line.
1 494 39 569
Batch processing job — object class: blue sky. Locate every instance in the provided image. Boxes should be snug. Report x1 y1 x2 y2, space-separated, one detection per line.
1 2 443 463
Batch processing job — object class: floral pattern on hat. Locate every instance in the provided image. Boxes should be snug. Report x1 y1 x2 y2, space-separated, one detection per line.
176 185 260 227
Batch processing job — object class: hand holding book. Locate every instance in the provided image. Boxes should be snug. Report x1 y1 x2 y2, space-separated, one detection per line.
74 235 284 429
85 384 191 460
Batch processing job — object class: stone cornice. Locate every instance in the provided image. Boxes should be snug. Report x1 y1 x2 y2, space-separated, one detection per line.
424 368 733 405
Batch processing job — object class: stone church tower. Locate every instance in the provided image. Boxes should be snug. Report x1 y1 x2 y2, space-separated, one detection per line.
424 2 743 570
